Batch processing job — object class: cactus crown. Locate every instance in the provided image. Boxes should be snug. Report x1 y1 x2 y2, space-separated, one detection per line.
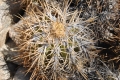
51 22 65 38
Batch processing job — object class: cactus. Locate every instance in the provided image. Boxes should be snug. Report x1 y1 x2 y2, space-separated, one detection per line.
10 0 96 80
9 0 120 80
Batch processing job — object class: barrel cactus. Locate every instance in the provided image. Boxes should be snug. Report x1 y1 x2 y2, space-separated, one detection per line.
10 0 96 80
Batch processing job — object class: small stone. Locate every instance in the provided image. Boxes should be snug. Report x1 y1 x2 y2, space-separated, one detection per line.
1 39 21 65
13 67 30 80
0 27 9 48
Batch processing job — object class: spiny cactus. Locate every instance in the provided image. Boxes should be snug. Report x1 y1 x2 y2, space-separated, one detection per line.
9 0 120 80
10 0 97 80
